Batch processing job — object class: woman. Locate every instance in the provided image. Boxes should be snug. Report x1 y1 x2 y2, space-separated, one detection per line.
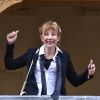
5 21 95 97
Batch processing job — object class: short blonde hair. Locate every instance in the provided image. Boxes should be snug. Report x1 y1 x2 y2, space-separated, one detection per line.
39 21 62 36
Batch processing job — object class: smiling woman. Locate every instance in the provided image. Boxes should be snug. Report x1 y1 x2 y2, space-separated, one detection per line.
0 0 23 13
4 20 95 100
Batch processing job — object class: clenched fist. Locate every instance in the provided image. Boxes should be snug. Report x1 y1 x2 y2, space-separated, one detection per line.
88 59 96 79
7 30 19 44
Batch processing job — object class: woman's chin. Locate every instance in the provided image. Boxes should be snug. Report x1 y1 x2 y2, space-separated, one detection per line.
45 44 55 48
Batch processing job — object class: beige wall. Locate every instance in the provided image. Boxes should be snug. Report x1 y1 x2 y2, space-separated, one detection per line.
0 6 99 95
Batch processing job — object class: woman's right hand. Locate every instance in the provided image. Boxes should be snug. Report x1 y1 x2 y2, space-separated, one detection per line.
7 30 19 44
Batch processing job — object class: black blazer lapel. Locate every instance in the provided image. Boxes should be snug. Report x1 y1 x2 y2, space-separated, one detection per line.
58 51 64 78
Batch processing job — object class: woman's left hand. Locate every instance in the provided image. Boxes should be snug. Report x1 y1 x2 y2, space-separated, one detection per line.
88 59 96 79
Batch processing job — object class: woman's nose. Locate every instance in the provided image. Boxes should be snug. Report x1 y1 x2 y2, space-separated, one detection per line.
48 34 52 38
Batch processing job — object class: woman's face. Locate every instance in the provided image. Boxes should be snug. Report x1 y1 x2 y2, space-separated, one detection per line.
40 29 60 49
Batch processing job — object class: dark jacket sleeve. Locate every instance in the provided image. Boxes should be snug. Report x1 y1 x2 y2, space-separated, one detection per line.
66 53 93 87
4 43 29 70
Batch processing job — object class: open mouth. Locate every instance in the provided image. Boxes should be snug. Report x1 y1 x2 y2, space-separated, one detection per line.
46 41 54 44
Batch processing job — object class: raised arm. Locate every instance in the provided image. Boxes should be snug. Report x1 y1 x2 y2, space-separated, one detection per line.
5 30 28 70
66 54 96 87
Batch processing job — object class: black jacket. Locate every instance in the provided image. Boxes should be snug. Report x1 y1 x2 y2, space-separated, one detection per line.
4 44 93 95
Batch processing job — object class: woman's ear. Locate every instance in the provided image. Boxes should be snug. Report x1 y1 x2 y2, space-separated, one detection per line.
57 36 61 42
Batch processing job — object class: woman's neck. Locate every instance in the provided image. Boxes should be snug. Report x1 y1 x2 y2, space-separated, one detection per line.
44 47 56 59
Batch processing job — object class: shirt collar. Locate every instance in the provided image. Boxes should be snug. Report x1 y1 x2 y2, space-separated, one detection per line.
38 45 63 61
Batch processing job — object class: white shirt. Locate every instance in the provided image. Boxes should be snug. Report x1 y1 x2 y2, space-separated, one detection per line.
34 45 62 95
